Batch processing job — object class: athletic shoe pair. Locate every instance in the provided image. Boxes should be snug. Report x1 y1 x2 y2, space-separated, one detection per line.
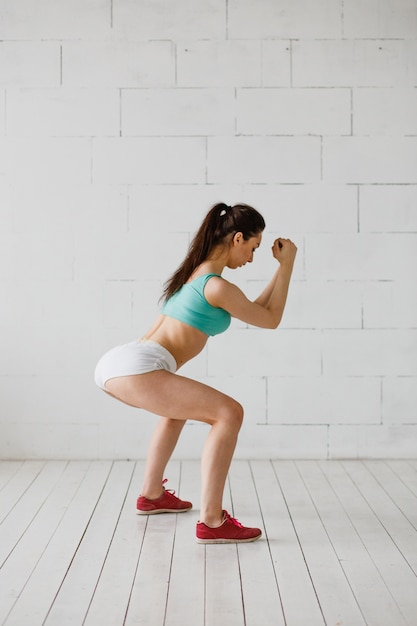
136 479 262 544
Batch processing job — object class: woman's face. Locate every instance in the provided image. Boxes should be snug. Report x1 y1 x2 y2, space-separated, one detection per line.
228 232 262 268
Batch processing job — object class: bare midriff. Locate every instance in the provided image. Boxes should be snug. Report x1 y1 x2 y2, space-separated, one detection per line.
141 315 209 369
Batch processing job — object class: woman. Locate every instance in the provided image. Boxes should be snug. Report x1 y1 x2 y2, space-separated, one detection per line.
95 202 297 543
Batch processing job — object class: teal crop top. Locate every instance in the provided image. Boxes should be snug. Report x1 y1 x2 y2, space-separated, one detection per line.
162 274 231 336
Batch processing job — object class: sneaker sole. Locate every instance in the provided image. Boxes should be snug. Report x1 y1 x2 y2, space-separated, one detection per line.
196 533 262 544
136 506 192 515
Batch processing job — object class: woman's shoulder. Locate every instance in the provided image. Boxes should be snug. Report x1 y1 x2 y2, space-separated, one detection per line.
187 271 222 285
203 275 241 305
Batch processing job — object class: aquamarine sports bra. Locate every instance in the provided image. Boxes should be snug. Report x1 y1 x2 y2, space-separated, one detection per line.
162 273 231 336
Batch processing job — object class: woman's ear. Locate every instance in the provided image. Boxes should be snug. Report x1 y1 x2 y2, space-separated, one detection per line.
233 231 243 246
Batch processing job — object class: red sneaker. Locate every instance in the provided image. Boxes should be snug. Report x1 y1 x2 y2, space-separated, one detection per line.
136 479 192 515
196 510 262 544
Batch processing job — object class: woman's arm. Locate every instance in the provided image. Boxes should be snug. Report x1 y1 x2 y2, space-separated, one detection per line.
254 238 296 310
207 238 297 329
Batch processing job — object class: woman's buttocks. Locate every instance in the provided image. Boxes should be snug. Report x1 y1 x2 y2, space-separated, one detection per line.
94 339 177 391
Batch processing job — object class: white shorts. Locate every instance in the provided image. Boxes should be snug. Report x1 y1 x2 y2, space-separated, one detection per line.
94 339 177 391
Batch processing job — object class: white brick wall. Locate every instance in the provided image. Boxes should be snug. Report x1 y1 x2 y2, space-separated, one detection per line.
62 41 175 88
293 40 417 87
236 88 351 135
343 0 417 38
177 41 262 87
1 0 416 460
207 137 321 183
122 88 235 136
0 42 60 87
228 0 342 39
323 137 417 183
7 89 120 137
92 137 206 184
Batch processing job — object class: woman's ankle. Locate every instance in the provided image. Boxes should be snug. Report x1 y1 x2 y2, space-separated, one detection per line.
140 482 165 500
199 509 224 527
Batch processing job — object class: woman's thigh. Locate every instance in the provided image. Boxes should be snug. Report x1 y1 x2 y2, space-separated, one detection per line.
105 371 242 426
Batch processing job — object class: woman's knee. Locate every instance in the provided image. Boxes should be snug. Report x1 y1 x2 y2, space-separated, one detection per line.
218 399 244 430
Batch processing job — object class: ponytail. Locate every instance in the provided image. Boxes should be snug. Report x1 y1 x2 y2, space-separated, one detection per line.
162 202 265 301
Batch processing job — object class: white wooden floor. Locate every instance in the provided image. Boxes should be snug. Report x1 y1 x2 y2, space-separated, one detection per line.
1 460 417 626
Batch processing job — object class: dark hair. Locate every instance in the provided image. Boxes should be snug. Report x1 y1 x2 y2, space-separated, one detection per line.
162 202 265 301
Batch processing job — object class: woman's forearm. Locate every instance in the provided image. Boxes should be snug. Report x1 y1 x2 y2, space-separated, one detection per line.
253 267 280 308
254 263 294 327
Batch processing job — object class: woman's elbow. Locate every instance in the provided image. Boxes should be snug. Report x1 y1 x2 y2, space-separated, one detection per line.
265 314 282 329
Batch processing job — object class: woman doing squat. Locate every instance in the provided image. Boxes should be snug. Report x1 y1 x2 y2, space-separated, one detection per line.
95 202 297 543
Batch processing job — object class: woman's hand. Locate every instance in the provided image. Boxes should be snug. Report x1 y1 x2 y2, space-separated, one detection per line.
272 238 297 267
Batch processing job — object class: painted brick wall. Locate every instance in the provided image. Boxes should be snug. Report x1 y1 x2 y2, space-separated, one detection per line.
1 0 416 459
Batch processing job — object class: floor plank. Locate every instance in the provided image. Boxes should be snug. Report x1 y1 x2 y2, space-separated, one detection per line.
273 460 367 625
298 460 408 625
229 461 285 626
164 460 205 626
342 461 417 575
320 460 417 626
203 469 245 626
365 461 417 531
124 461 181 626
1 460 417 626
387 461 417 498
44 461 134 626
0 461 45 524
83 461 147 626
0 461 68 568
0 461 89 623
2 461 113 626
251 460 325 626
205 543 245 626
0 462 24 494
